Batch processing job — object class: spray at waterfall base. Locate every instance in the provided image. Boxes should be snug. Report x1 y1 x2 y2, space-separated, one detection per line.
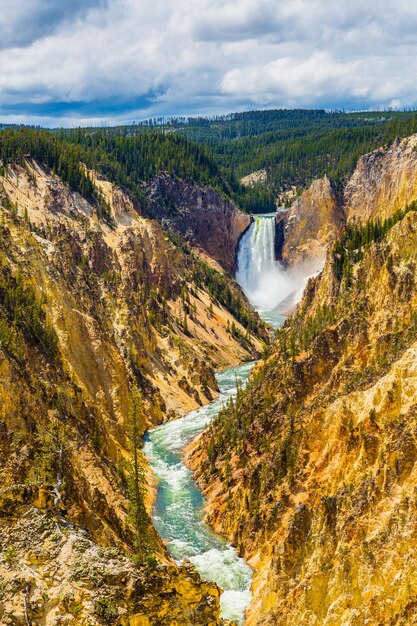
236 215 323 315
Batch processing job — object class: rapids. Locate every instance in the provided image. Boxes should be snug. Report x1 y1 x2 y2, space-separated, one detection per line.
144 362 255 624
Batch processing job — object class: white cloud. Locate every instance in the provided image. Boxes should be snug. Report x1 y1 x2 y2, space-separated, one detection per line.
1 0 417 124
221 52 361 103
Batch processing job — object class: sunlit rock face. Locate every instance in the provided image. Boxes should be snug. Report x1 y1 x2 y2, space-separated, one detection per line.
276 134 417 271
277 175 344 270
0 160 262 625
0 490 230 626
345 134 417 224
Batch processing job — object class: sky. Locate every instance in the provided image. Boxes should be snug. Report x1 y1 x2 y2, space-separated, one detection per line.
1 0 417 127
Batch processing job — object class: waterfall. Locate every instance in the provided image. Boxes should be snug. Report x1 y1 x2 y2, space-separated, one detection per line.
236 216 293 312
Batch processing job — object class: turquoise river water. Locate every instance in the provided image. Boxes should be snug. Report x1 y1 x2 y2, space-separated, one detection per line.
143 361 256 624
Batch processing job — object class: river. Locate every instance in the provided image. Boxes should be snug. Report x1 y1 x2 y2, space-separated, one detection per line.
143 361 256 624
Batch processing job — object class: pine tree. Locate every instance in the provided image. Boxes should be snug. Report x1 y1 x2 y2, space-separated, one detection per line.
127 387 151 560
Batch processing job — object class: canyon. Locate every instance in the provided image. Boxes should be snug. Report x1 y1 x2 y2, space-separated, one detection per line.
2 126 417 626
0 154 263 625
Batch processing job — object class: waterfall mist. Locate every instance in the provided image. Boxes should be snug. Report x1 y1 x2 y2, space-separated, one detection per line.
236 216 319 313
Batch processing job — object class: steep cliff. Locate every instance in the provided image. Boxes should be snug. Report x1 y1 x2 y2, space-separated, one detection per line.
0 158 264 625
277 134 417 271
144 173 252 273
276 176 344 269
190 192 417 623
1 486 231 626
345 134 417 224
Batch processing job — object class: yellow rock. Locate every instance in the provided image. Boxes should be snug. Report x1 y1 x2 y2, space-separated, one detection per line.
128 616 150 626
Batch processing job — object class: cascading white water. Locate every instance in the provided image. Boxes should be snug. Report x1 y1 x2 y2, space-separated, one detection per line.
236 215 293 313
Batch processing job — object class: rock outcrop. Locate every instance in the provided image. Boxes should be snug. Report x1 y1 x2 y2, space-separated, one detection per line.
240 169 268 187
0 486 230 626
276 134 417 270
345 134 417 224
276 175 344 269
144 173 252 273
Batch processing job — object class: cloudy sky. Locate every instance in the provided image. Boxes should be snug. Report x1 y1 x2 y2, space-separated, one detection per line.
1 0 417 126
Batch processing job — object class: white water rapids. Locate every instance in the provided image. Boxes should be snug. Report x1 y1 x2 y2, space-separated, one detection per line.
144 363 256 624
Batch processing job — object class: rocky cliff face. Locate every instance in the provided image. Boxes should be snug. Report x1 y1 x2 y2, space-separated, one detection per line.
1 486 230 626
190 166 417 623
0 160 263 625
276 134 417 270
276 176 344 270
345 134 417 224
144 173 252 273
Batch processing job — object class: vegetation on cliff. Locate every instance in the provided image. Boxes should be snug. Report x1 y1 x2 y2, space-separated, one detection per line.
0 257 59 361
4 117 417 625
4 110 417 217
0 126 271 215
333 199 417 281
0 153 262 624
122 108 417 204
205 203 417 490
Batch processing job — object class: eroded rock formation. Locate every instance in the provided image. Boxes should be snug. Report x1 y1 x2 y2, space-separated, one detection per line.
0 160 263 624
345 134 417 224
144 173 252 273
277 175 344 270
276 134 417 271
0 486 231 626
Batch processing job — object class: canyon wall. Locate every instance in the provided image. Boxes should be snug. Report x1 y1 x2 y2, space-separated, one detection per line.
144 173 252 273
345 134 417 224
277 175 344 269
1 486 230 626
276 134 417 270
190 138 417 625
0 160 262 625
